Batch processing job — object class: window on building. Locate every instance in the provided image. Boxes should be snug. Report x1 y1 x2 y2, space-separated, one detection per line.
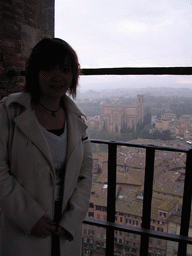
88 212 94 217
125 247 130 252
159 212 167 218
89 202 94 208
102 206 107 211
96 205 101 211
88 230 94 236
126 218 131 224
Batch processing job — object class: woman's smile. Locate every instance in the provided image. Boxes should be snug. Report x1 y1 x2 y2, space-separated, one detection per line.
38 65 73 99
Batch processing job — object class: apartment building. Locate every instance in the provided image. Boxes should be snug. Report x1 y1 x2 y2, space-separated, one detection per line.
84 183 181 256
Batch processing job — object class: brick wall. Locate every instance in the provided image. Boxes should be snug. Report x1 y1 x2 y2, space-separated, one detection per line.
0 0 54 99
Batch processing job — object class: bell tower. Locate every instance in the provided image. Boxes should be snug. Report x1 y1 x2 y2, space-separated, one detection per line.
137 94 144 123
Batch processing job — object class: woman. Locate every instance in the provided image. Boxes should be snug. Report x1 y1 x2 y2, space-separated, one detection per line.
0 38 93 256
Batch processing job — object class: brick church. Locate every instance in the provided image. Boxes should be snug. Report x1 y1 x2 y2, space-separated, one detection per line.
88 95 144 133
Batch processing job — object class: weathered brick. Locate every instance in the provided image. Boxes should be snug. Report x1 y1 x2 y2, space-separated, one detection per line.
1 0 54 98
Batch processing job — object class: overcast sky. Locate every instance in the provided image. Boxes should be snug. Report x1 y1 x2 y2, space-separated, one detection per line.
55 0 192 92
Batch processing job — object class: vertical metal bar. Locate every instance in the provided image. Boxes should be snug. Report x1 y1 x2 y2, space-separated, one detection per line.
140 147 155 255
106 142 117 256
178 149 192 256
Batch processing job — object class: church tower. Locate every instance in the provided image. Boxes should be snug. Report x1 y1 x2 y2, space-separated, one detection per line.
137 95 144 123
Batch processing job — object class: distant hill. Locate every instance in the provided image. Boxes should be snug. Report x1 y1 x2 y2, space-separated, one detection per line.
77 87 192 99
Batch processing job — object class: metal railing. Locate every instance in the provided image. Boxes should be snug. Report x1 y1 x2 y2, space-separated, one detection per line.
83 139 192 256
6 66 192 78
79 65 192 255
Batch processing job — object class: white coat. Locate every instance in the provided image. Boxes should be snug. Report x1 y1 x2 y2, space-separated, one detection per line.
0 92 93 256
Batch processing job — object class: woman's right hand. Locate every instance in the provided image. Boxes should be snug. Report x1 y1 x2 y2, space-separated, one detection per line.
31 215 56 238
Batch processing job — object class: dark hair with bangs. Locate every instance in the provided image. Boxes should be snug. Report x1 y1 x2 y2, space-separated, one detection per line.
24 38 80 102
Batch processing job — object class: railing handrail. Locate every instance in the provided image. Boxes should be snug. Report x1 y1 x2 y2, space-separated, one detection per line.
90 138 191 153
81 66 192 75
83 217 192 244
6 66 192 78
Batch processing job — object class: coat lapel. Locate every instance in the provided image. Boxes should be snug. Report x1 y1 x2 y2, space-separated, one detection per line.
63 95 88 163
66 110 87 163
7 92 88 181
13 98 88 171
62 110 88 210
13 109 54 168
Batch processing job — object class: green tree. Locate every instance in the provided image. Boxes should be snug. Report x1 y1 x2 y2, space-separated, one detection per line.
161 130 173 140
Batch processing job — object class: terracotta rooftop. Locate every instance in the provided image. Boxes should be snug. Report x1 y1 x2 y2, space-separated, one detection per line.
96 168 142 186
154 182 184 197
90 183 108 207
155 170 182 185
158 198 180 212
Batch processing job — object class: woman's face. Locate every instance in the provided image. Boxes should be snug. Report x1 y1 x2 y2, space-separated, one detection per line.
38 60 73 100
